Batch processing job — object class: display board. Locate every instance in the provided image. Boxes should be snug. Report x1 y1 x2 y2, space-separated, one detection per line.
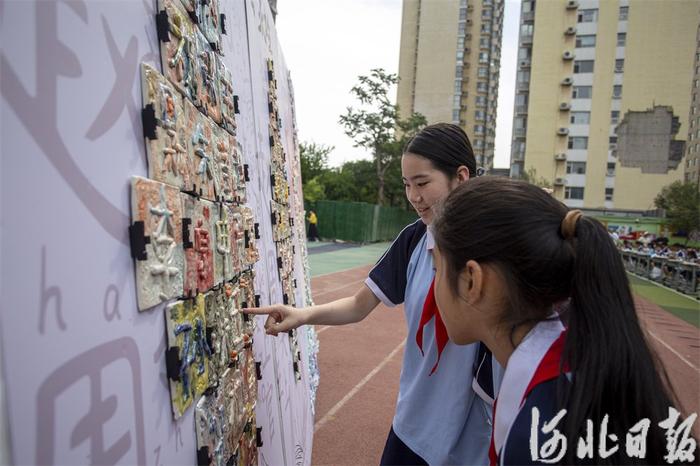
0 0 317 464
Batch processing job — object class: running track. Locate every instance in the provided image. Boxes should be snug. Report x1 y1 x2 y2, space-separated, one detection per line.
309 265 700 464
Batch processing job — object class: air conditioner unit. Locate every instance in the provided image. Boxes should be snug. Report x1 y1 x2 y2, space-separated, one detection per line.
466 19 473 25
520 60 530 68
566 0 579 10
559 102 571 111
557 127 570 136
465 33 472 40
561 76 574 86
554 177 567 186
467 4 474 11
564 27 577 36
562 50 575 60
554 153 567 161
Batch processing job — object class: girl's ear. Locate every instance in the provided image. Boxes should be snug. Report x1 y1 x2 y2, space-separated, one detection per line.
463 260 483 302
456 165 470 184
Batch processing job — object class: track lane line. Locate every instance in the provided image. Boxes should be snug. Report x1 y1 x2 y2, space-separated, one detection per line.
314 340 406 432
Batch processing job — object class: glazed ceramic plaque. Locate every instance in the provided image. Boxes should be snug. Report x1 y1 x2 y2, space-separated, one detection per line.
141 63 193 190
165 295 211 419
130 176 184 311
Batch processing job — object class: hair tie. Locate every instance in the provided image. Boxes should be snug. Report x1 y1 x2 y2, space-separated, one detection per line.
561 210 582 240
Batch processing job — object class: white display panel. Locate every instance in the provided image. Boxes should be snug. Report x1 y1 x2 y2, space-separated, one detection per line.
0 0 314 464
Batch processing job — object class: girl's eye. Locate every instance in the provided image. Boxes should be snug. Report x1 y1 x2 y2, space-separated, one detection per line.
417 182 428 187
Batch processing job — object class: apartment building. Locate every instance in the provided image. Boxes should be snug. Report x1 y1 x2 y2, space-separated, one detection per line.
510 0 698 210
397 0 505 169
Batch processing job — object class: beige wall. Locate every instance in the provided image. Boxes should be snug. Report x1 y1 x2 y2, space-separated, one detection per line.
521 0 697 210
613 0 697 209
525 3 575 184
412 0 461 123
397 0 420 119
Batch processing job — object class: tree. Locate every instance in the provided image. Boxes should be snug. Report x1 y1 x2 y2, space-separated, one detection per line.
339 69 426 205
654 181 700 243
520 167 553 189
299 142 333 205
300 142 333 182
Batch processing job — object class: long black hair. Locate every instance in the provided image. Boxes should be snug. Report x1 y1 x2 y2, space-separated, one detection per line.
403 123 476 179
432 177 678 465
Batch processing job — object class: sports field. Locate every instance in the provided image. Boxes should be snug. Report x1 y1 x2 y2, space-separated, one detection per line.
306 241 700 463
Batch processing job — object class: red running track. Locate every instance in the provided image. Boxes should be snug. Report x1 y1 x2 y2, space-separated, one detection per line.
309 266 700 464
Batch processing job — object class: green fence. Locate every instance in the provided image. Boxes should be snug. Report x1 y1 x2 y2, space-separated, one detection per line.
305 200 417 243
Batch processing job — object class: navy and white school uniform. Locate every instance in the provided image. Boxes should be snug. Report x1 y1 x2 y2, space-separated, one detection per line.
365 219 503 465
489 319 569 466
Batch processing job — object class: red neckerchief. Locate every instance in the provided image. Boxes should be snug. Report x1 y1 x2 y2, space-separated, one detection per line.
415 278 449 375
489 331 568 466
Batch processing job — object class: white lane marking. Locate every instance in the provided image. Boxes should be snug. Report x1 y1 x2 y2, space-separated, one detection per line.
648 330 700 372
314 340 406 432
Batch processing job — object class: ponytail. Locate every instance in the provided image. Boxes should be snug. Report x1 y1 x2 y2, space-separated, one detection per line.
563 216 676 465
432 177 683 465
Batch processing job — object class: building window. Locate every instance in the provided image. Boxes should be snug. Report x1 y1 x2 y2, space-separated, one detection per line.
514 116 527 129
520 23 533 36
522 0 533 13
576 35 596 48
609 136 618 149
572 86 592 99
477 82 488 92
574 60 595 73
479 52 489 64
613 85 623 99
615 59 624 73
474 125 485 135
617 33 626 46
568 136 588 149
605 188 614 201
474 139 484 148
566 161 587 174
611 110 620 124
475 110 486 121
518 47 531 60
459 8 467 20
565 187 585 200
452 110 460 122
515 93 528 106
476 96 486 106
577 9 598 23
517 71 530 83
570 111 591 124
478 67 488 77
607 162 616 176
619 6 628 20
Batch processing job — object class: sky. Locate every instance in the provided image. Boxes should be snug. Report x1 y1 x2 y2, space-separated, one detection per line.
276 0 522 169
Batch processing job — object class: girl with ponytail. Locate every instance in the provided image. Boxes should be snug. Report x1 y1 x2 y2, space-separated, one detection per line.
431 177 688 465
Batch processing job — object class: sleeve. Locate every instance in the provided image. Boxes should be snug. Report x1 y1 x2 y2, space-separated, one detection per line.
364 220 426 307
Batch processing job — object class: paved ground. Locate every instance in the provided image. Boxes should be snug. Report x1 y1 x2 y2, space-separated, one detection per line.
305 242 700 464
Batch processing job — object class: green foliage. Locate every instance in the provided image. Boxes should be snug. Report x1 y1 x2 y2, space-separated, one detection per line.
303 177 325 203
520 167 552 189
654 181 700 243
299 142 333 204
338 68 426 205
300 142 332 182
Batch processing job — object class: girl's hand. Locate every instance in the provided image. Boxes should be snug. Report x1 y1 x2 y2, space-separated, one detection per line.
242 304 306 336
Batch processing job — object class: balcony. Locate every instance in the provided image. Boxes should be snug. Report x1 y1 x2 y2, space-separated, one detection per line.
521 34 533 45
515 105 529 114
513 128 527 137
